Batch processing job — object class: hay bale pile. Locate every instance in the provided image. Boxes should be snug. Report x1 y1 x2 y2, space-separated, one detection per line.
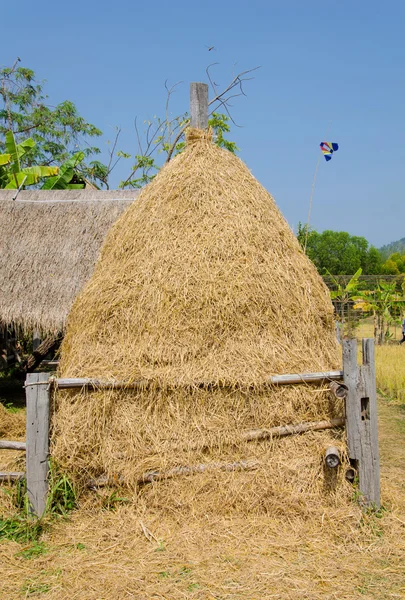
52 129 348 514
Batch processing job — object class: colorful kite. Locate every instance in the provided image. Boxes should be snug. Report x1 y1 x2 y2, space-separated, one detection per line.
320 141 339 161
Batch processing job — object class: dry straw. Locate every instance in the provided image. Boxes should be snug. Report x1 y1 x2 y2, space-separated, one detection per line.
53 129 346 512
0 189 136 333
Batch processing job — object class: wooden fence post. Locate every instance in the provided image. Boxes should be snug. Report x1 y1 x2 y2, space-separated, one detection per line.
190 82 208 129
25 372 50 517
342 338 380 508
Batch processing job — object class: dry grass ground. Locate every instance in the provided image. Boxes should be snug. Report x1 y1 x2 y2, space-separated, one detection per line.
1 393 405 599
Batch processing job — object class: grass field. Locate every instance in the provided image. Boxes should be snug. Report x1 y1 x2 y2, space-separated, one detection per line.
1 345 405 599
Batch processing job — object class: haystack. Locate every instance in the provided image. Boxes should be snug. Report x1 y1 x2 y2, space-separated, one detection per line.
52 129 348 515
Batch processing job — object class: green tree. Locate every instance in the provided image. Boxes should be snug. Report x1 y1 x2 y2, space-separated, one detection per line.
381 252 405 274
297 224 382 275
0 59 102 181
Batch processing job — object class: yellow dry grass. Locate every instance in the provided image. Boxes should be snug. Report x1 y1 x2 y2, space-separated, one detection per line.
375 345 405 403
53 128 343 506
1 397 404 599
59 128 339 384
3 132 404 598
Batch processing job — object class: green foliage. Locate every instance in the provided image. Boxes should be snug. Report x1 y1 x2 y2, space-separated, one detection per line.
297 223 382 275
21 581 51 596
1 62 242 190
208 112 239 153
15 541 48 559
352 279 405 344
0 511 44 543
41 151 85 190
0 60 103 187
379 236 405 260
46 462 77 515
0 61 102 169
100 490 130 511
119 112 238 189
0 131 58 188
0 462 76 544
381 251 405 275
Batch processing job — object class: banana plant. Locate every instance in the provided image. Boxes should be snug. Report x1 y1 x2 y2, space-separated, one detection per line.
328 268 362 338
41 151 85 189
0 131 58 188
352 280 405 344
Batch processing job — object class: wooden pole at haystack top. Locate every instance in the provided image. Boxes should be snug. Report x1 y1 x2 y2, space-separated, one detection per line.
190 82 208 129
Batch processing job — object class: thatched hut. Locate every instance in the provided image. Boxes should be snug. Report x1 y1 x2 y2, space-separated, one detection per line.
0 190 137 333
53 128 348 516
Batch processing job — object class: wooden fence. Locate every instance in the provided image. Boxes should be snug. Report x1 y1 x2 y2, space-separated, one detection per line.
0 339 380 516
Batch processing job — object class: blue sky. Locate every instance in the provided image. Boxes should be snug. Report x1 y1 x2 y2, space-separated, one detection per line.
3 0 405 247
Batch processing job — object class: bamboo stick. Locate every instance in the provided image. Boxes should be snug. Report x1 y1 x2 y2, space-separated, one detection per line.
88 460 259 489
241 418 345 442
87 418 345 489
0 440 26 451
52 370 344 390
268 371 343 385
0 472 25 481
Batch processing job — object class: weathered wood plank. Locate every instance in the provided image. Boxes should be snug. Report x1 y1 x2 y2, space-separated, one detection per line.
342 338 360 461
0 440 26 450
26 372 50 517
358 338 380 507
190 82 209 129
343 338 380 508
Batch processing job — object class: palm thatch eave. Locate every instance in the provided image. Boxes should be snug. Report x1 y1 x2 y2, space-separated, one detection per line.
0 189 138 333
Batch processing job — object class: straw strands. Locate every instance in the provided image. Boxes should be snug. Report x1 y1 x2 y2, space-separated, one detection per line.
0 189 137 333
53 129 344 507
59 129 340 384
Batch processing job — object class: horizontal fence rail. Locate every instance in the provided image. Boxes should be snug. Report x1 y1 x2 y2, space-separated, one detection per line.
0 440 26 451
47 370 344 391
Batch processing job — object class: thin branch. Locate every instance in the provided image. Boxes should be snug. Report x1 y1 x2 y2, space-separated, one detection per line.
106 127 121 174
207 65 260 108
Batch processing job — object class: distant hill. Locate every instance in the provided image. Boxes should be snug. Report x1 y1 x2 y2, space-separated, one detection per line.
379 237 405 260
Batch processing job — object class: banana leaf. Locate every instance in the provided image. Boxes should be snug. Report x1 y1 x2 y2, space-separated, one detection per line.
0 153 11 166
5 131 35 173
41 151 85 189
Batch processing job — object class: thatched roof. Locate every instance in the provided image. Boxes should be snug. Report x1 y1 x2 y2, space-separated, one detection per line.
0 189 138 332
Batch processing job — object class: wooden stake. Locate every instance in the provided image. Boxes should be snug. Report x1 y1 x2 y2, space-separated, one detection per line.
342 338 380 508
25 373 50 517
190 82 209 129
